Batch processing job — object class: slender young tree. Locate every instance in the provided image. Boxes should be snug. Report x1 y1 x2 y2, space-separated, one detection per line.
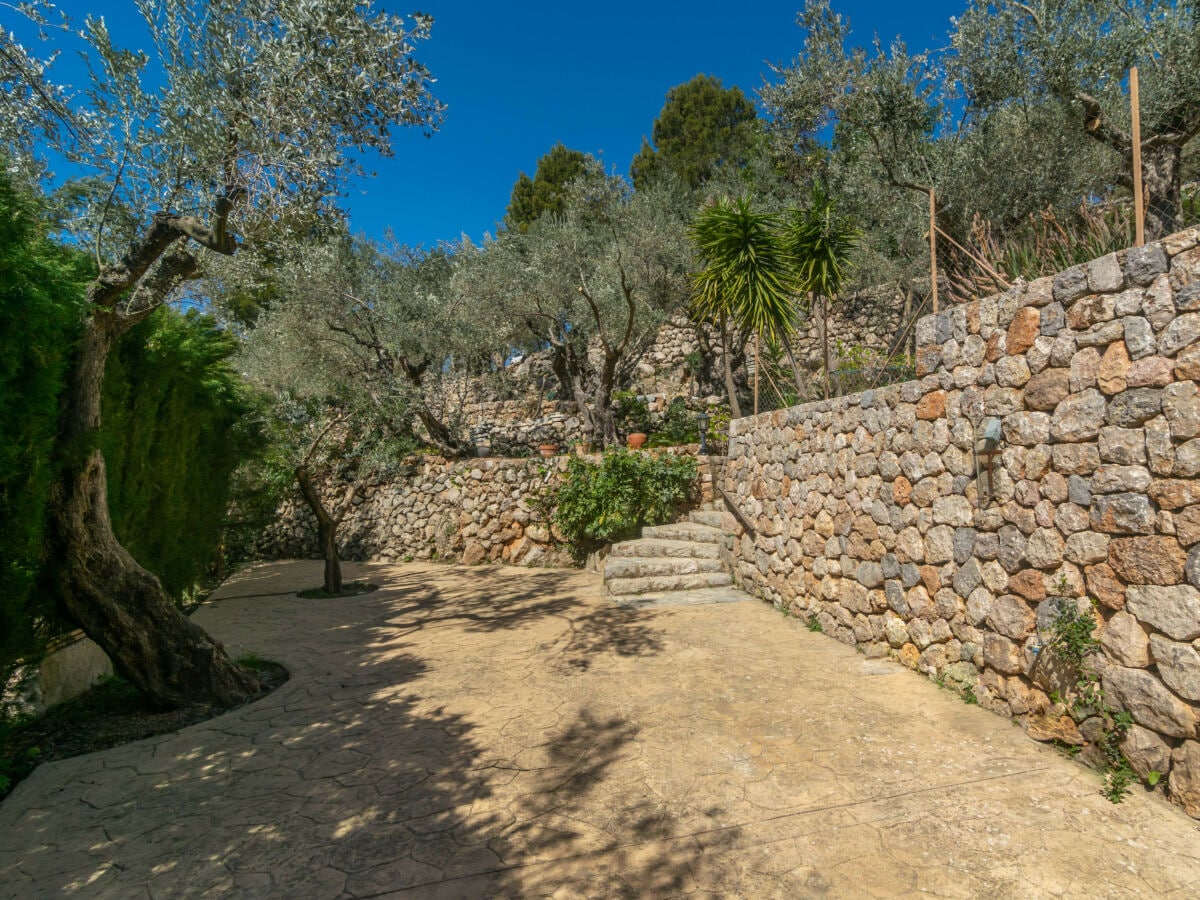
781 191 859 399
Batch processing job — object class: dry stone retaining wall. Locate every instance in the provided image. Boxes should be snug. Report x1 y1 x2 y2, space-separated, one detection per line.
257 447 715 568
721 225 1200 818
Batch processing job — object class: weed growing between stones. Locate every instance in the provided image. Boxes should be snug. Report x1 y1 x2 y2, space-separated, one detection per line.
806 613 823 633
1045 597 1138 803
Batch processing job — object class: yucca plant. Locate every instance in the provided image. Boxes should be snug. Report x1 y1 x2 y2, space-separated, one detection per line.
689 196 795 417
780 190 859 399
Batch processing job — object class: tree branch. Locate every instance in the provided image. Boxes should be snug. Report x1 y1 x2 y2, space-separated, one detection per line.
1076 92 1131 154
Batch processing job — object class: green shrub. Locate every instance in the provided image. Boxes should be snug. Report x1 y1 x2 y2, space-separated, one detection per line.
552 450 696 551
612 390 651 436
101 309 263 598
653 397 699 444
0 174 87 672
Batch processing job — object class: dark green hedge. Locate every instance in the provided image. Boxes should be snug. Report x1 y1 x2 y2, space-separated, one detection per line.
0 177 86 670
101 308 260 598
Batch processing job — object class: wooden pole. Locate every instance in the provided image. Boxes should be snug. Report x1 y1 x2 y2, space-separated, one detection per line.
929 189 939 313
1130 66 1145 247
753 332 760 416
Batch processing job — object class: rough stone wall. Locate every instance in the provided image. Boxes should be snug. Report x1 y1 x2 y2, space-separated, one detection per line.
257 447 714 567
720 225 1200 817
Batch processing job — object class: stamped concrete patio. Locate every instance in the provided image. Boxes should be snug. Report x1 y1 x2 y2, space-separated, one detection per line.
2 560 1200 898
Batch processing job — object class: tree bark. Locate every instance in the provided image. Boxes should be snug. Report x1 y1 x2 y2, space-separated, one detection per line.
295 466 352 595
782 335 807 398
1142 142 1182 241
821 294 831 400
720 314 743 420
51 315 262 710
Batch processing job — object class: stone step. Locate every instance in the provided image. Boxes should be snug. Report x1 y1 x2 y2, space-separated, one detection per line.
688 509 723 528
640 522 722 543
606 571 734 596
614 586 752 608
610 538 721 560
604 555 725 581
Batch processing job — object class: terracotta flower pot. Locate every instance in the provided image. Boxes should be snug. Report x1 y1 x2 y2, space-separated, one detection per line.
627 432 648 450
538 443 558 458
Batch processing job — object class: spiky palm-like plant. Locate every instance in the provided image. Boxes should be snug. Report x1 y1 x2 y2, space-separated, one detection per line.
689 196 795 417
781 191 859 399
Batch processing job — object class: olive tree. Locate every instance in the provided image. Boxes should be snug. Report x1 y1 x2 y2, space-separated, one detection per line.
457 167 692 447
2 0 443 708
951 0 1200 240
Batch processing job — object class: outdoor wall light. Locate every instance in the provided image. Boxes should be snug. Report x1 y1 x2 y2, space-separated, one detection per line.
974 416 1003 507
696 411 710 455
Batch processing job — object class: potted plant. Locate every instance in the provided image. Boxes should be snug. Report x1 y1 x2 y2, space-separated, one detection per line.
538 443 558 458
614 390 651 450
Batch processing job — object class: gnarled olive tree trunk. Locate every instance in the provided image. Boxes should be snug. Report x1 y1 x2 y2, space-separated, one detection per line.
53 309 262 710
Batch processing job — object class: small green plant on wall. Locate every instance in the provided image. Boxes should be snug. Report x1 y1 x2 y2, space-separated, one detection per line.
1043 595 1139 803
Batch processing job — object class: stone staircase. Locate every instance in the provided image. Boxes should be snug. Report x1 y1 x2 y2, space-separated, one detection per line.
602 505 749 607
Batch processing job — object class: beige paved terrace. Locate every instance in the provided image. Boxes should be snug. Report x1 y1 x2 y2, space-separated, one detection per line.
2 561 1200 898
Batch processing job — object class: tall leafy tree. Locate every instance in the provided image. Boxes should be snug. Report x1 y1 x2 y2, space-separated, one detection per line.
632 74 760 191
506 143 588 231
951 0 1200 239
2 0 444 708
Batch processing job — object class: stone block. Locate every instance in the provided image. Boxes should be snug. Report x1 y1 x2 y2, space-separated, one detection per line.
1097 426 1146 465
1159 313 1200 357
1053 264 1090 303
1007 306 1040 355
1052 389 1107 441
1064 531 1109 566
1125 243 1169 286
1149 634 1200 701
1150 479 1200 510
1170 741 1200 818
1087 253 1125 293
1003 411 1052 446
1122 315 1156 359
1101 610 1151 667
1106 535 1185 585
1074 319 1124 348
1163 381 1200 439
1086 562 1126 610
1174 440 1200 477
1125 584 1200 641
1025 528 1065 569
1023 368 1069 411
1008 569 1047 601
916 390 946 420
1176 506 1200 547
1105 388 1163 428
1125 355 1173 387
1103 664 1197 738
1069 346 1101 391
1090 493 1156 534
1121 725 1172 781
983 633 1025 675
1090 465 1151 496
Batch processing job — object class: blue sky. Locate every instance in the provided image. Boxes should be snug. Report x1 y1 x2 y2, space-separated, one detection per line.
42 1 964 248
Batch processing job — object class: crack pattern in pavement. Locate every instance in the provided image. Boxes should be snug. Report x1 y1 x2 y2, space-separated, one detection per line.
2 560 1199 898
